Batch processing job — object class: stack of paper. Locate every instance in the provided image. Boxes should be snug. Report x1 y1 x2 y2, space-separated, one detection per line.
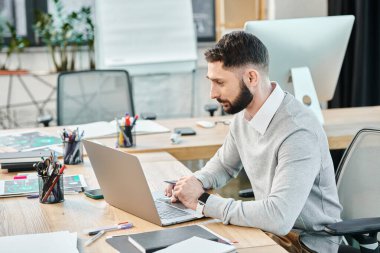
0 231 79 253
69 120 170 139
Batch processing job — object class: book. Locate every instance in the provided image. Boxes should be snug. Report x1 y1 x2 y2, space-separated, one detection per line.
156 236 236 253
0 150 52 172
127 225 222 253
0 131 62 152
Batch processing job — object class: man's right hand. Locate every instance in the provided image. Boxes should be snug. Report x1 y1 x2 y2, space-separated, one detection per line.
164 183 178 203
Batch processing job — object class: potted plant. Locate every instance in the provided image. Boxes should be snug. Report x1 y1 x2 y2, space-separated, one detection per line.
0 22 29 73
80 7 95 70
34 0 95 72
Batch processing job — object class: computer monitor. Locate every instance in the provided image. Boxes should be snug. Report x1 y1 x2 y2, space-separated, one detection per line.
244 15 354 123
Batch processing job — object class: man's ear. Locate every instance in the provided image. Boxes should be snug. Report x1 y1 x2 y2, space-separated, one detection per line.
244 68 259 87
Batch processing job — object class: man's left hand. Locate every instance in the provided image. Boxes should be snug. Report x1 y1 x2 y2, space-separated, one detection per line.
173 175 204 210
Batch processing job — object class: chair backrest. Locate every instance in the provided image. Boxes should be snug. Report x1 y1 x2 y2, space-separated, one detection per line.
57 70 134 126
336 128 380 221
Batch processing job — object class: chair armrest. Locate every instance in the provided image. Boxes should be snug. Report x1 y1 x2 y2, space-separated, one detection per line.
37 114 53 127
204 104 219 117
238 188 255 198
324 217 380 236
140 112 157 120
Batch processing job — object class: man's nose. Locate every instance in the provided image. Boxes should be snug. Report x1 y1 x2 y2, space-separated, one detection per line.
210 85 220 99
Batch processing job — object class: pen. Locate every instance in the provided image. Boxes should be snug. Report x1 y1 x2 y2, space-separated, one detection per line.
164 180 177 185
85 222 134 236
84 229 105 247
130 115 139 129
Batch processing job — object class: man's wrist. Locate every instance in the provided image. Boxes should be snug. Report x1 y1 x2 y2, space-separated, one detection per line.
195 192 210 218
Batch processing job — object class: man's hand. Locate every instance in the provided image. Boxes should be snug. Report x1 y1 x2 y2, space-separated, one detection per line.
172 175 205 210
164 183 175 198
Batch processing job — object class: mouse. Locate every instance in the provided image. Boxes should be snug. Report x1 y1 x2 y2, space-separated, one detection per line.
196 121 215 128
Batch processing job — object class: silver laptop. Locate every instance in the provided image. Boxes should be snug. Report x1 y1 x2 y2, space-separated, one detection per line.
82 140 200 226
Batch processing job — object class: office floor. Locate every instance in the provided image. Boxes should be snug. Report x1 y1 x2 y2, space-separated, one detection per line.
181 159 254 201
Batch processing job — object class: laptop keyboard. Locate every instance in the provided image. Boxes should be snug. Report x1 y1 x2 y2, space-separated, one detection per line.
155 200 190 219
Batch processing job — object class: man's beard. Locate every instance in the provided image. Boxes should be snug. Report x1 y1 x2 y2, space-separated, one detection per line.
217 79 253 114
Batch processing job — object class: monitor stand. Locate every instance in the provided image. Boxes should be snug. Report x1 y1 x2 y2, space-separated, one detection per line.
290 67 324 124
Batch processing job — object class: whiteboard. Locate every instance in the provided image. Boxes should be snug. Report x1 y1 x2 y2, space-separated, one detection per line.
95 0 197 75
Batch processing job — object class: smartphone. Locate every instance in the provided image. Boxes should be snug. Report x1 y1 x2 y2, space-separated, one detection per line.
84 189 104 199
174 127 196 136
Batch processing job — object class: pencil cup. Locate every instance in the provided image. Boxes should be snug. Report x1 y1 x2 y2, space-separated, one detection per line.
63 140 83 164
38 174 64 204
117 126 136 148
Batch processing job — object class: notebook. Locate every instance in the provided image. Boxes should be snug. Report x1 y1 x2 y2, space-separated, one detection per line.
127 225 223 253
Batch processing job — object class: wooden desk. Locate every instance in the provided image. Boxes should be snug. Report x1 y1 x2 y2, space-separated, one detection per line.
3 106 379 160
0 152 285 253
323 106 380 149
111 106 380 159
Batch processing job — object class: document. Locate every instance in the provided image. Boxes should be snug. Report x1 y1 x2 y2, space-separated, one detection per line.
69 120 170 139
0 231 79 253
0 174 87 197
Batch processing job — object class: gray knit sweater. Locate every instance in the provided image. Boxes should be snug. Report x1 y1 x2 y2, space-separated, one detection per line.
194 92 342 252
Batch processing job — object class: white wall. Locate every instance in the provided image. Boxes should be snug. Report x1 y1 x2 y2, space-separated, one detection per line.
267 0 327 20
0 44 213 129
0 0 328 129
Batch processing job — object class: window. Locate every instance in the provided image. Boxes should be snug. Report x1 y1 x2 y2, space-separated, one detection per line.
192 0 216 42
0 0 47 46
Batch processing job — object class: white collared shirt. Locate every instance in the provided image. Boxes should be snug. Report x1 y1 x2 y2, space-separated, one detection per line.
248 82 285 135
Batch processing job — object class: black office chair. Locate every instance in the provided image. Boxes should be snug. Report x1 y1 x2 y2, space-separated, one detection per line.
324 128 380 252
57 70 135 126
204 103 219 117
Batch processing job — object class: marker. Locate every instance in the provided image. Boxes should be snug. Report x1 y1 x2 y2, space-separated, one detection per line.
84 230 105 247
84 222 133 236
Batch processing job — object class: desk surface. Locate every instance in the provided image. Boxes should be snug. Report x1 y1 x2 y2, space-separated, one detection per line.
2 106 380 161
99 106 380 159
0 152 286 253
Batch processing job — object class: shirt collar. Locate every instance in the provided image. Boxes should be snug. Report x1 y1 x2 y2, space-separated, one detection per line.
247 82 285 135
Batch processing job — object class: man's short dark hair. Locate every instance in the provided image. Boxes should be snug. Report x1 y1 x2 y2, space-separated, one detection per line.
204 31 269 72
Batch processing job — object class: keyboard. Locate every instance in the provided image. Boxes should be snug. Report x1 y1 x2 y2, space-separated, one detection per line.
155 200 190 219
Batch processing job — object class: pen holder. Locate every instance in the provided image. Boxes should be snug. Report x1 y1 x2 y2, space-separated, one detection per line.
63 140 83 164
117 126 136 148
38 174 64 204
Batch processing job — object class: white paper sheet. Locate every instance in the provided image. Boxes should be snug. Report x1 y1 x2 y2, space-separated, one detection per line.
0 231 79 253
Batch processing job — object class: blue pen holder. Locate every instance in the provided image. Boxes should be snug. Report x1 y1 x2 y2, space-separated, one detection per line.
63 140 83 164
